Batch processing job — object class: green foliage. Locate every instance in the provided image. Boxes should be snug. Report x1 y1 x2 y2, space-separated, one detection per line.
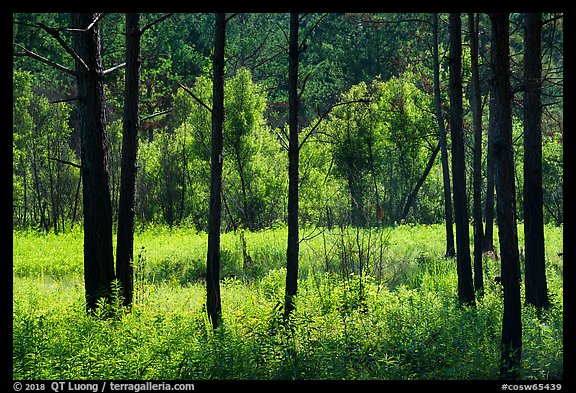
12 13 563 231
147 68 287 230
541 133 563 225
13 224 563 380
223 68 281 229
12 12 564 381
324 71 439 226
12 69 79 232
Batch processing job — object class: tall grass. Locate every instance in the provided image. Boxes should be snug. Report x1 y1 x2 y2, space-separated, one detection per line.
13 224 563 380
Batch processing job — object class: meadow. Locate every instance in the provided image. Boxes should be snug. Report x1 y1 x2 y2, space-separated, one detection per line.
12 223 563 380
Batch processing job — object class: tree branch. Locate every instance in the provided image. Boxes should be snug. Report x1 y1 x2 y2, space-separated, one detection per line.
37 22 89 72
241 29 272 64
58 13 106 32
299 13 330 53
275 128 289 151
48 157 81 169
140 109 173 122
225 13 239 24
140 13 173 35
50 96 78 104
542 13 563 26
85 13 106 31
178 82 213 113
103 62 126 75
299 99 370 150
298 71 312 100
13 43 76 76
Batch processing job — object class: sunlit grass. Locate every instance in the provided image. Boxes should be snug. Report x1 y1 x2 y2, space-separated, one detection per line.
13 223 563 380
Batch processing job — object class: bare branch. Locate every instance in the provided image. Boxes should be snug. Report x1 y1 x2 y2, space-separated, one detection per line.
299 99 371 150
85 13 106 31
50 97 78 104
241 29 272 64
140 13 173 35
299 223 327 244
48 157 81 169
37 22 89 72
13 43 76 76
103 62 126 75
299 13 330 52
178 82 213 113
276 21 290 48
298 71 312 101
13 20 37 29
60 13 106 32
252 48 284 70
140 109 173 122
275 128 289 151
542 13 563 26
225 13 239 24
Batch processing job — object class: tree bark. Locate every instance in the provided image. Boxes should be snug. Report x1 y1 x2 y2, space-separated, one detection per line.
116 13 141 308
448 13 475 306
432 13 455 257
71 13 115 313
206 12 226 329
523 13 549 311
469 13 485 294
284 12 300 320
490 13 522 380
483 91 496 252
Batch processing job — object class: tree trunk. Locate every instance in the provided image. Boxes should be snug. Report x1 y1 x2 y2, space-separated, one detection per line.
469 13 485 294
116 13 141 308
206 12 226 330
284 12 300 320
483 91 496 252
71 13 115 313
448 13 475 306
523 13 549 311
432 13 455 257
490 13 522 380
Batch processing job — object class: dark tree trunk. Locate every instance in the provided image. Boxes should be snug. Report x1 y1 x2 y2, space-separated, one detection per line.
71 13 115 313
448 13 475 306
206 12 226 330
469 13 485 294
490 13 522 380
116 13 141 308
432 13 455 257
483 91 496 252
284 12 300 319
523 13 549 311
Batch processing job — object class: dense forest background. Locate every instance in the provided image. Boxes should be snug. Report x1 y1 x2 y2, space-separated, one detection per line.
12 13 563 233
12 12 564 381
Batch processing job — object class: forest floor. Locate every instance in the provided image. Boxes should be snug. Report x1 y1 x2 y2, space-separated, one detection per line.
12 223 563 380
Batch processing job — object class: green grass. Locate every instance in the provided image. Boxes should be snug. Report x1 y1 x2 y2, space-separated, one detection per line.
12 223 563 380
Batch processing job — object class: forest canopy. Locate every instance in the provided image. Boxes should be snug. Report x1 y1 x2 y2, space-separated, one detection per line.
12 12 563 232
12 12 564 382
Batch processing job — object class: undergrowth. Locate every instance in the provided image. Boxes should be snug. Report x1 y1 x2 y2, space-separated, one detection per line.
12 224 563 380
